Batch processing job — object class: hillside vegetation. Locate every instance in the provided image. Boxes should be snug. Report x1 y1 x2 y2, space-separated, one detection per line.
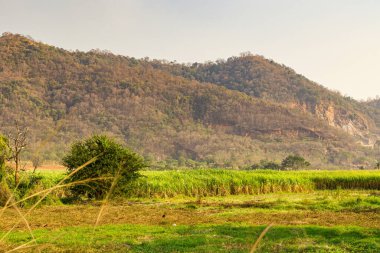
0 33 379 167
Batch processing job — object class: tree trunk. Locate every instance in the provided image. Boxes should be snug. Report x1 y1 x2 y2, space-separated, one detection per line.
15 155 19 185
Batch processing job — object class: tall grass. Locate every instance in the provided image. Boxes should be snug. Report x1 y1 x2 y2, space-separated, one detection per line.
125 170 380 198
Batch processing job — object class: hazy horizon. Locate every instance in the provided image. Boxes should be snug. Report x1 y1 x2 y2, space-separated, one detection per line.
0 0 379 99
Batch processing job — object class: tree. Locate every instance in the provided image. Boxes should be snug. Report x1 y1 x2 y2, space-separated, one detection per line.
376 161 380 170
7 124 28 185
281 155 310 170
62 135 147 199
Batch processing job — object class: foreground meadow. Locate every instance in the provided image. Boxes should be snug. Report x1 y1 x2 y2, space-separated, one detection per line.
0 170 379 252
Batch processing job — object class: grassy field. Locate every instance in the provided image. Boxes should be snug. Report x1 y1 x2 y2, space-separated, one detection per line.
1 169 379 252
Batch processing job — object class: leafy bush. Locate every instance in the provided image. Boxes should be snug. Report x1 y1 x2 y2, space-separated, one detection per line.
62 135 147 199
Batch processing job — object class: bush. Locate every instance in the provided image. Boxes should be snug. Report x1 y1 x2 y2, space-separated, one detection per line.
62 135 147 199
281 155 311 170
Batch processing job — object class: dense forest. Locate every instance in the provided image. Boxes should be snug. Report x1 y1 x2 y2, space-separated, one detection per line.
0 33 379 168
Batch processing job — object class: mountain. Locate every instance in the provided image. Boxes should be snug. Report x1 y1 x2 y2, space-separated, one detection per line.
0 33 378 168
151 55 379 145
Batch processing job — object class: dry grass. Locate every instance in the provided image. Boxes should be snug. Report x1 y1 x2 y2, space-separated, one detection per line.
1 202 379 232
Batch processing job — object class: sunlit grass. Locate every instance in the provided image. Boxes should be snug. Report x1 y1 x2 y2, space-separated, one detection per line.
2 224 379 252
126 169 380 198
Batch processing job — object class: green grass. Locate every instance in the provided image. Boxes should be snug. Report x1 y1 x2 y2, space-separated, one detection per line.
3 224 380 252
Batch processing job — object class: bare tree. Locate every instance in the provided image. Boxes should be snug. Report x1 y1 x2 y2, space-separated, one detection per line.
31 154 43 173
7 123 28 184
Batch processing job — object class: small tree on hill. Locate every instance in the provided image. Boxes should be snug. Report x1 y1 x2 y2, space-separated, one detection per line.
62 135 147 199
281 155 310 170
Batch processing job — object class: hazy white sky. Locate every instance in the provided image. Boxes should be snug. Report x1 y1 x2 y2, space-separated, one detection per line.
0 0 379 99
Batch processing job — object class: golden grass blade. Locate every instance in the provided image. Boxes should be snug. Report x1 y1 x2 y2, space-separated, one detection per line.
94 174 120 227
0 176 113 243
5 239 37 253
11 200 38 251
89 167 122 247
249 224 273 253
0 173 26 219
7 176 113 207
0 155 102 244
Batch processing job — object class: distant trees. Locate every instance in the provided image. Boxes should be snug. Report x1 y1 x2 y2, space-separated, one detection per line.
248 155 311 170
249 159 280 170
281 155 311 170
62 135 147 199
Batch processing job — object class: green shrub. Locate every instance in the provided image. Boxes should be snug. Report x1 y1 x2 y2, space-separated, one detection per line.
62 135 147 199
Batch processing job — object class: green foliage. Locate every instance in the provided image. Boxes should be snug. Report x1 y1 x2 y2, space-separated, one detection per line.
0 134 11 205
14 172 63 206
281 154 311 170
0 134 10 166
62 135 146 199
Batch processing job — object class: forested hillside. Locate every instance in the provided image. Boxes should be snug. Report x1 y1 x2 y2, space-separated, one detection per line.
0 33 378 168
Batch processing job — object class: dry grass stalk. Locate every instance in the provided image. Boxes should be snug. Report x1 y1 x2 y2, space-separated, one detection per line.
1 155 103 251
249 223 273 253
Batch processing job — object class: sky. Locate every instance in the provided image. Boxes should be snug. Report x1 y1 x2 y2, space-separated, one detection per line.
0 0 379 99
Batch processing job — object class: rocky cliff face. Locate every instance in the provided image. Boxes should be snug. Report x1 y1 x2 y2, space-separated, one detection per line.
293 101 378 148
